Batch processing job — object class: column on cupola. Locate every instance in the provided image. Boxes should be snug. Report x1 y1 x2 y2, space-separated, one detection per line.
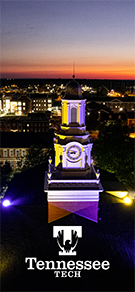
62 100 68 125
83 101 85 125
86 142 93 166
81 146 86 168
67 102 70 124
77 100 85 126
54 144 63 167
78 103 81 124
62 146 67 168
87 144 91 166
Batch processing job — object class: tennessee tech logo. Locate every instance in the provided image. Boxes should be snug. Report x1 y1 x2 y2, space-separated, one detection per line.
53 226 82 256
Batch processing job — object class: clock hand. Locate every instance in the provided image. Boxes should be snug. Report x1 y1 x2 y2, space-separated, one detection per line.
69 150 76 154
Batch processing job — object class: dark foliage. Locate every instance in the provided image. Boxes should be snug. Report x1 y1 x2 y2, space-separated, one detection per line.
0 161 13 198
85 110 100 130
17 144 54 171
92 120 134 188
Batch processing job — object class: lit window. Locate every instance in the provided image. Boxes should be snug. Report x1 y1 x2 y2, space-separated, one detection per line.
10 161 14 168
16 161 19 167
23 107 25 110
18 102 21 105
9 149 14 157
3 149 7 157
18 106 21 110
36 104 38 106
71 107 77 123
16 150 20 157
33 100 35 102
23 102 25 106
27 124 29 127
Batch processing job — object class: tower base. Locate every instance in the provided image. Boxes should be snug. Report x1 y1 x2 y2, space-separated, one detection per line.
48 201 99 223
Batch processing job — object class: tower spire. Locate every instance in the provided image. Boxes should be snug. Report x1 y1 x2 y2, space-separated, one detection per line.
72 62 75 79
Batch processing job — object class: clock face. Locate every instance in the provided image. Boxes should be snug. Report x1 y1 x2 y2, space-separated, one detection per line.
67 145 81 161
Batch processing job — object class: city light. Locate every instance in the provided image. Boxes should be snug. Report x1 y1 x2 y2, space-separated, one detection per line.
123 196 132 204
2 199 11 207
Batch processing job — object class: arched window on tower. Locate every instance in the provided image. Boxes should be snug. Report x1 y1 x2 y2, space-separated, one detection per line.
71 107 77 123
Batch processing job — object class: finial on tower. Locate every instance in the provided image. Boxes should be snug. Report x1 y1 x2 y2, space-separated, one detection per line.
72 62 75 79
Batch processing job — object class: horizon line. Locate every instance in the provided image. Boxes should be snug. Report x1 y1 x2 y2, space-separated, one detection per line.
1 77 135 81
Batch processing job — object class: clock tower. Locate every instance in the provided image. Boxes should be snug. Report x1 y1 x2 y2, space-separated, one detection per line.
44 79 103 223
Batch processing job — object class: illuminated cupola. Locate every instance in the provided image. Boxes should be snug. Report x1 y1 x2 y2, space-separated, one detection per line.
61 79 85 126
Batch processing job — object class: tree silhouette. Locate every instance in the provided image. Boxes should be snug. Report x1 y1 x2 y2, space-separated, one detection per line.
92 120 134 188
0 161 13 198
17 144 54 171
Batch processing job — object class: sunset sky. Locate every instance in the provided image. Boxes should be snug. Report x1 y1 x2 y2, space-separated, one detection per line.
1 0 135 79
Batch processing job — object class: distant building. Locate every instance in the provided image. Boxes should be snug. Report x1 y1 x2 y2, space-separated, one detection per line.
127 111 135 128
0 92 52 115
0 93 31 115
0 132 51 169
0 112 51 133
87 96 135 113
86 102 133 128
10 94 32 115
30 93 52 112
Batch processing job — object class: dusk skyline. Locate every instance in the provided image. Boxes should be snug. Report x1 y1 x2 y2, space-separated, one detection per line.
1 0 135 79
